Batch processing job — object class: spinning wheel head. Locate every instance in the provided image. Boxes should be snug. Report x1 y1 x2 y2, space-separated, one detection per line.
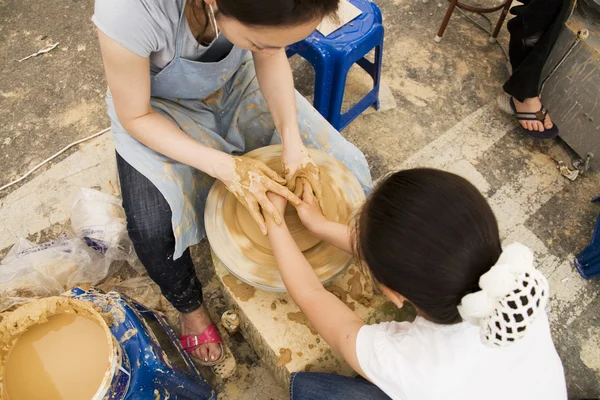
205 145 366 292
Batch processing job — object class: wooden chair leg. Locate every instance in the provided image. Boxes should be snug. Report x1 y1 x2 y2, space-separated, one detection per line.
490 0 512 42
435 0 460 42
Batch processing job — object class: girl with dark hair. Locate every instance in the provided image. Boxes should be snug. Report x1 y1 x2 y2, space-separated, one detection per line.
264 169 567 399
93 0 372 367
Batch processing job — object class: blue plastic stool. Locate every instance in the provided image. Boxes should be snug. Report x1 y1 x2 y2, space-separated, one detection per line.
66 287 216 400
287 0 384 131
575 196 600 279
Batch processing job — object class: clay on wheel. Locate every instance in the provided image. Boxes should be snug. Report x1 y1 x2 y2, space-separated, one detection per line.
204 145 365 291
235 158 339 252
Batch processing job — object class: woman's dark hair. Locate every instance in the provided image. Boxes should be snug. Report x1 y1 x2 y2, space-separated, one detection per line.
355 168 502 325
216 0 339 26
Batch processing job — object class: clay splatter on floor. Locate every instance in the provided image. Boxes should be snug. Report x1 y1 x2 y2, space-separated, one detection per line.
277 348 292 367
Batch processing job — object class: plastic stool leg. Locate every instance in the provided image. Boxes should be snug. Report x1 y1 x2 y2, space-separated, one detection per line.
312 57 335 122
328 64 349 131
331 26 384 130
356 53 382 111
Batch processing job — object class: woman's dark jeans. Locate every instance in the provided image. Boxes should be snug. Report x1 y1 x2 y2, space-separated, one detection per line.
117 152 203 313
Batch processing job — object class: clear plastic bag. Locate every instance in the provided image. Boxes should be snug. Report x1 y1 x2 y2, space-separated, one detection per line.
71 188 142 273
0 188 145 312
0 235 109 312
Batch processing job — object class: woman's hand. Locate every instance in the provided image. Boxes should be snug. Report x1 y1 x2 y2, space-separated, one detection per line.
219 155 300 235
294 182 328 234
282 145 325 212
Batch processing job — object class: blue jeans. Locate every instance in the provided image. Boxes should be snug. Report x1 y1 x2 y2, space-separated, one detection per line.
290 373 391 400
117 152 204 313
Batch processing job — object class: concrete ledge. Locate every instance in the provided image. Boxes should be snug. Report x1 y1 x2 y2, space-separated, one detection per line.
213 252 414 387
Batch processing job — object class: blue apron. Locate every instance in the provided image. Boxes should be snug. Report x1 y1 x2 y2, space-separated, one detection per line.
106 6 372 259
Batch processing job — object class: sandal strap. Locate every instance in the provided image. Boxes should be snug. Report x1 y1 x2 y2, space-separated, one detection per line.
515 106 548 122
180 324 223 351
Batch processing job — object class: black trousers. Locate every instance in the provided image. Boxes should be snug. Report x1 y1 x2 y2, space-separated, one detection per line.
503 0 573 100
116 152 204 313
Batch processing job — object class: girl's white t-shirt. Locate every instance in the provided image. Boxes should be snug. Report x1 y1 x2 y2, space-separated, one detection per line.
356 314 567 400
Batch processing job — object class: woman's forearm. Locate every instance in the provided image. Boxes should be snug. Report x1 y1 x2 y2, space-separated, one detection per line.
253 50 302 148
99 30 232 179
123 111 230 179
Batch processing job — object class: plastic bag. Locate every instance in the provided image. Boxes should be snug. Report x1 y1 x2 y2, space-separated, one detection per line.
0 188 145 312
0 235 109 312
71 188 142 272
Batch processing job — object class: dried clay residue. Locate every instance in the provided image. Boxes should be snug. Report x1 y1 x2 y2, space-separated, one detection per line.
287 312 317 335
223 275 255 301
328 285 356 311
153 388 172 400
277 348 292 367
120 328 138 343
347 273 364 302
202 89 223 107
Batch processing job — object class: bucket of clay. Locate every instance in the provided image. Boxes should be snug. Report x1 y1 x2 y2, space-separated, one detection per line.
0 296 131 400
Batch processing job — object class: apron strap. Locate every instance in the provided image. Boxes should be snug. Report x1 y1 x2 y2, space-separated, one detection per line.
174 0 188 58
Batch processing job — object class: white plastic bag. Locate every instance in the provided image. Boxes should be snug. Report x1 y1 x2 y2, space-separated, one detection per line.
0 188 145 311
71 188 141 271
0 235 108 312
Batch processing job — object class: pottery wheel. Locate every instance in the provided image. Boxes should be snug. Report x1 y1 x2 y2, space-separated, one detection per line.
205 145 366 292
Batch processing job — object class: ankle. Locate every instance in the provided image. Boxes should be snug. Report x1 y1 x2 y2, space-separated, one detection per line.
181 307 206 319
519 97 540 105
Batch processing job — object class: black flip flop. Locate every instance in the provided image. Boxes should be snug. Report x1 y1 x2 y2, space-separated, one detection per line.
510 97 559 139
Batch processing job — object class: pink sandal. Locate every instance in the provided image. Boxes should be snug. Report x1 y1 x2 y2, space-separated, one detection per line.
180 324 225 366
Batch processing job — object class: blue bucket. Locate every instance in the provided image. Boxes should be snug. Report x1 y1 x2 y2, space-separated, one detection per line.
66 287 216 400
0 295 131 400
93 331 132 400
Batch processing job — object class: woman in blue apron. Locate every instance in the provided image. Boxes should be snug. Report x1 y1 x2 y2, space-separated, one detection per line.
94 0 372 366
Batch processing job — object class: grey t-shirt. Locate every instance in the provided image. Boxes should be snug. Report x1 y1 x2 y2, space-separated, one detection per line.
93 0 233 73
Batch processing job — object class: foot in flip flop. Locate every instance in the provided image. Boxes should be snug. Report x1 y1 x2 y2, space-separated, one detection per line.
510 96 559 139
180 305 223 365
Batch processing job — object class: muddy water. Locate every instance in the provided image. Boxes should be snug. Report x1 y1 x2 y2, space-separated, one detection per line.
3 313 109 400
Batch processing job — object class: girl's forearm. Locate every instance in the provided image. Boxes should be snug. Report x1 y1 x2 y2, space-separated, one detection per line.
266 217 367 377
124 111 230 179
312 220 354 254
266 220 324 297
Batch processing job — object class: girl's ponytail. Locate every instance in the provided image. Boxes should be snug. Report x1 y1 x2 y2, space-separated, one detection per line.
458 243 549 347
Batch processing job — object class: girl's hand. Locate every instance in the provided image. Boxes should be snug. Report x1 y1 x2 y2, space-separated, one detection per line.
282 145 325 213
220 156 301 235
294 181 328 234
265 192 288 220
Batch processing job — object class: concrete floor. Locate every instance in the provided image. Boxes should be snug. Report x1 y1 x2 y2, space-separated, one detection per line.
2 0 600 398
